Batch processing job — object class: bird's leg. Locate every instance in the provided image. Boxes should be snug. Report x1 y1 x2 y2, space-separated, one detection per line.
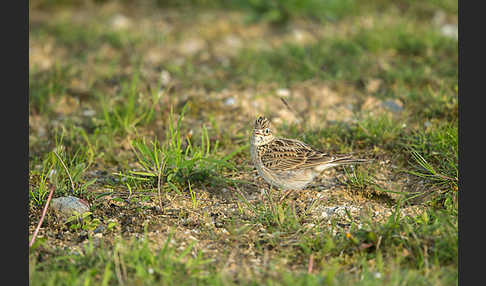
279 189 296 203
260 188 267 202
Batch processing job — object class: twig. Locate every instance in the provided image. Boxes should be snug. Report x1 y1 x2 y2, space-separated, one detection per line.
29 185 55 248
279 97 305 130
53 151 75 191
157 168 163 208
157 159 166 209
376 235 382 251
280 97 297 115
308 254 314 274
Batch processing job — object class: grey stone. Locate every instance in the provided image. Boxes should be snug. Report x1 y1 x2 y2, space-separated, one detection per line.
381 99 404 113
51 196 90 217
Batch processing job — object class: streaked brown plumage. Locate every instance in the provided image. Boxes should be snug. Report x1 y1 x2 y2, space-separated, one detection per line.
250 116 367 191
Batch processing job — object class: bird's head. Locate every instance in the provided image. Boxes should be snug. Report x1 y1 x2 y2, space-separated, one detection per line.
252 116 274 146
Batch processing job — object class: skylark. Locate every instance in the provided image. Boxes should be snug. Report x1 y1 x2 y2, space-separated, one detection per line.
250 116 368 198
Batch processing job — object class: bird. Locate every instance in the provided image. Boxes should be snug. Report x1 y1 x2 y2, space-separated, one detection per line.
250 116 368 200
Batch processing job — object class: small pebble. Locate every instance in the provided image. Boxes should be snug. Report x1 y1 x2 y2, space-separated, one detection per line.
82 109 96 117
381 99 404 113
160 70 171 86
224 97 236 106
276 88 290 97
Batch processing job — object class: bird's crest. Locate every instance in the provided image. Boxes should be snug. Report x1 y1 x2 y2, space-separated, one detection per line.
254 116 270 129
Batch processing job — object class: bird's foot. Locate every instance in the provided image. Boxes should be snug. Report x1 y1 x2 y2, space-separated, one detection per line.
279 189 296 203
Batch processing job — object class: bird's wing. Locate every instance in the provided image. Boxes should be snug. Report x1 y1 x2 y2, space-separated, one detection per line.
260 138 341 171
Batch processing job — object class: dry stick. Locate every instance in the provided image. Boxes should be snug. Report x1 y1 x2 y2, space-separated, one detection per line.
29 185 55 248
157 158 166 209
30 151 75 248
376 235 383 251
308 254 314 274
279 97 305 130
280 97 298 117
157 169 163 208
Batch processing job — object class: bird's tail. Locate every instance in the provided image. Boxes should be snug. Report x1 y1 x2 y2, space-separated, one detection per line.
315 156 370 172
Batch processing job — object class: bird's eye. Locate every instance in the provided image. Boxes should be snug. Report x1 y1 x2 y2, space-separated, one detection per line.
264 128 270 134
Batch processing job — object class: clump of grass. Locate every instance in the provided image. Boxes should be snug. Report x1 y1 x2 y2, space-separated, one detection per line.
65 211 101 232
49 134 97 198
406 121 457 177
343 166 376 193
126 104 238 196
30 122 99 207
29 157 55 208
407 150 457 189
254 188 302 231
404 148 457 210
30 132 96 205
400 120 457 208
